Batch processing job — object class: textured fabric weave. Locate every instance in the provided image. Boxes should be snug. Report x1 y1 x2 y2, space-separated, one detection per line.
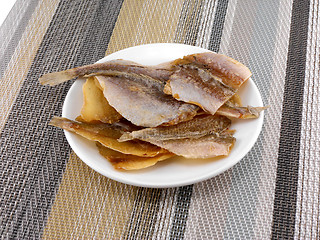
1 0 319 239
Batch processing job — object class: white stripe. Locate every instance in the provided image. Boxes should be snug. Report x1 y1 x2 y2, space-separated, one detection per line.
295 0 320 239
195 0 218 48
153 188 177 240
219 0 238 54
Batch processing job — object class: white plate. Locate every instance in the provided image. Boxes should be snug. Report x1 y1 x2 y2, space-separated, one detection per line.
62 43 264 188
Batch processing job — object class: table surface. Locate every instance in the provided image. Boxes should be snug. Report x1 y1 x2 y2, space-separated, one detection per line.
1 0 319 239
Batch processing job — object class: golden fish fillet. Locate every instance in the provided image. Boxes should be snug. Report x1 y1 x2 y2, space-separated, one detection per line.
39 59 172 86
49 116 166 157
164 52 252 115
95 74 198 127
96 143 174 170
80 77 122 123
119 114 231 142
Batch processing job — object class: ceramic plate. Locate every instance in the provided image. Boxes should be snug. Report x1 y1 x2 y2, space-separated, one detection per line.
62 43 264 188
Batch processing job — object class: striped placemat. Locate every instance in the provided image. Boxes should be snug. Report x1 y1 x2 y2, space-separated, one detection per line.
1 0 319 239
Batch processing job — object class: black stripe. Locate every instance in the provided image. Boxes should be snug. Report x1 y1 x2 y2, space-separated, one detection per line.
271 0 310 239
169 185 193 240
169 1 229 239
0 0 40 79
208 0 229 52
0 0 123 239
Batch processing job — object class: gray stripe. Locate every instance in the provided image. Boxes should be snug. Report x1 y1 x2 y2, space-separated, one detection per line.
0 0 40 79
272 0 310 238
0 0 123 239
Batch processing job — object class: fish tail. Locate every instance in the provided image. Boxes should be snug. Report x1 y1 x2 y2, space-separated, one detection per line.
49 116 74 130
247 105 269 117
39 69 78 86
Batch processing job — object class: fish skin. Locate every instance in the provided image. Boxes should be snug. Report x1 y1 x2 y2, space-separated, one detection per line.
181 52 252 89
140 133 235 158
39 59 172 86
96 74 198 127
165 52 252 115
49 116 166 157
119 114 231 142
164 66 235 114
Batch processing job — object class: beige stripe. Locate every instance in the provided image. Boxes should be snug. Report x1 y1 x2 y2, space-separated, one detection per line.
42 152 139 239
43 0 185 239
295 0 320 239
0 0 60 133
106 0 184 56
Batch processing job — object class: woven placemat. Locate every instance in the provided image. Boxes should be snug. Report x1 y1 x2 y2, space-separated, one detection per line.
1 0 319 239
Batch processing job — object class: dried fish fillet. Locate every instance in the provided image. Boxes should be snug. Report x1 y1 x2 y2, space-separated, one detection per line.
39 59 172 86
49 116 166 157
165 52 252 114
217 105 268 119
138 133 235 158
119 115 231 142
80 77 122 123
180 52 252 89
96 74 198 127
96 143 174 170
165 67 235 114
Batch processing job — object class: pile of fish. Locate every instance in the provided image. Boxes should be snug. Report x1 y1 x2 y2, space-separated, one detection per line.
40 52 267 170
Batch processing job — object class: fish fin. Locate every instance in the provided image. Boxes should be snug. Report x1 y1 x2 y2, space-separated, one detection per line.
118 132 134 142
217 105 269 119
